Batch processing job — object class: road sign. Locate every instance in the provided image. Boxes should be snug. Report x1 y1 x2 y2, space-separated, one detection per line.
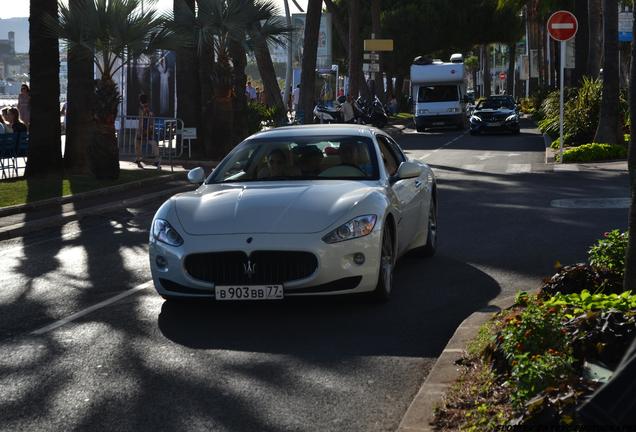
363 39 393 51
498 72 506 81
547 10 578 41
364 53 380 61
547 10 578 163
363 63 380 73
619 10 633 42
181 127 197 139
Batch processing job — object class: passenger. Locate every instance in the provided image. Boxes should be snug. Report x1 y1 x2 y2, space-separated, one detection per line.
257 149 300 178
1 108 12 133
7 107 27 134
297 146 323 177
339 140 373 175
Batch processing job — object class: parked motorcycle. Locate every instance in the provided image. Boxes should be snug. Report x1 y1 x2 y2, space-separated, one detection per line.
313 103 344 124
356 96 388 129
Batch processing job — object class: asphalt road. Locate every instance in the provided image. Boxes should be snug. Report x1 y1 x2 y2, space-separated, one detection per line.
0 119 630 432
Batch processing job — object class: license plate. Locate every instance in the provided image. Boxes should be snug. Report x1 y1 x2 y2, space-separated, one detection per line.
487 121 503 126
432 122 445 126
215 285 284 300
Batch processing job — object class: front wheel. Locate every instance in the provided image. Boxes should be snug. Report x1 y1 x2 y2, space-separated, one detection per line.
413 198 437 257
371 226 394 302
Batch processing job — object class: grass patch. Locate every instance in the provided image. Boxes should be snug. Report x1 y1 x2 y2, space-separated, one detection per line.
390 112 414 120
0 169 165 208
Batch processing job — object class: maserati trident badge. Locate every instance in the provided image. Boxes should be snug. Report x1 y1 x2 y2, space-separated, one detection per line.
243 259 256 278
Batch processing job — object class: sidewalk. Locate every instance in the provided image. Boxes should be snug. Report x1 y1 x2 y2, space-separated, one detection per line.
0 159 215 241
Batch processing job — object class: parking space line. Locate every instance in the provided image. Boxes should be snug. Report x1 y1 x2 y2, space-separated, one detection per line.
432 132 468 154
506 164 532 174
31 281 153 335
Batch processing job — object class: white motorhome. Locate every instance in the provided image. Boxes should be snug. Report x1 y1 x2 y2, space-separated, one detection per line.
410 54 467 132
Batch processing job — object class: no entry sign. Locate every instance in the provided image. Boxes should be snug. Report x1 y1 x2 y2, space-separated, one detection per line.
547 10 578 41
499 72 506 81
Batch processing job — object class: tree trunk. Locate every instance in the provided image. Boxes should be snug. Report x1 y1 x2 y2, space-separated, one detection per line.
348 0 362 98
175 0 202 158
483 45 491 97
626 2 636 292
252 23 286 123
26 0 63 177
574 0 589 85
506 43 515 96
588 0 603 78
323 0 347 55
229 40 249 145
300 0 322 124
594 0 621 145
199 41 215 158
371 0 385 103
64 42 93 174
90 77 120 179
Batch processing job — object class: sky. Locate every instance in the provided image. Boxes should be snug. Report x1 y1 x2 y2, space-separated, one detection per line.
0 0 307 19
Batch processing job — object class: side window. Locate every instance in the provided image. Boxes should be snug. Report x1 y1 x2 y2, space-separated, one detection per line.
376 135 400 176
385 136 406 163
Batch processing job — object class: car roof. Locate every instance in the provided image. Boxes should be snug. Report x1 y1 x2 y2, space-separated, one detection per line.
249 124 382 140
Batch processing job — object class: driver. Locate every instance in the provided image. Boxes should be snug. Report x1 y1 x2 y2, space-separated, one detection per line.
257 149 300 178
339 140 372 175
297 145 323 176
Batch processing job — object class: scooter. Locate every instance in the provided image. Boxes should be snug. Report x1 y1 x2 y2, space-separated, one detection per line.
356 96 388 129
313 103 343 124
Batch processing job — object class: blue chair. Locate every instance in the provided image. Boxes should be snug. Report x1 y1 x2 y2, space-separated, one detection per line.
14 133 28 175
0 133 18 178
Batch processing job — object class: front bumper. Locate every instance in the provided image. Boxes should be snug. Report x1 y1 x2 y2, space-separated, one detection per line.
470 118 519 133
415 113 463 129
149 230 383 299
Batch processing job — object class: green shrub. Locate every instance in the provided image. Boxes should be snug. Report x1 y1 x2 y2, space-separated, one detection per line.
246 101 286 134
588 229 629 276
559 143 627 162
544 290 636 317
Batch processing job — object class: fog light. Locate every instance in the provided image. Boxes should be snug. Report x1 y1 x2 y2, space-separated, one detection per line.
353 253 365 265
156 255 168 269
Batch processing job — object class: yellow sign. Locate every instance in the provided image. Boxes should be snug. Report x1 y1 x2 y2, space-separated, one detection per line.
363 39 394 51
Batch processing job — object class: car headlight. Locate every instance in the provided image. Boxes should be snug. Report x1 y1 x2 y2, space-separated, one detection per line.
322 215 377 244
447 108 460 113
152 218 184 247
470 115 482 122
506 114 519 122
416 108 429 115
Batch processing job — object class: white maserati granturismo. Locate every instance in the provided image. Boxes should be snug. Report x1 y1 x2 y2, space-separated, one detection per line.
149 124 437 302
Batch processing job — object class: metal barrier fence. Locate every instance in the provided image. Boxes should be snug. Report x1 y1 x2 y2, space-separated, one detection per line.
116 116 190 170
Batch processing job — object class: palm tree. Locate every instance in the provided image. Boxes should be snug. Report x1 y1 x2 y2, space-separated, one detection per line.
588 0 603 78
53 0 166 179
626 1 636 291
300 0 322 124
371 0 385 103
64 0 94 175
594 0 621 145
348 0 362 99
174 0 202 157
26 0 63 178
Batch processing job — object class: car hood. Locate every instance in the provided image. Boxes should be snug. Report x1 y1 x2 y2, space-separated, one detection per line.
174 181 376 235
473 108 515 115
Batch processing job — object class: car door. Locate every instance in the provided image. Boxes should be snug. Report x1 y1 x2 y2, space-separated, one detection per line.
376 134 419 255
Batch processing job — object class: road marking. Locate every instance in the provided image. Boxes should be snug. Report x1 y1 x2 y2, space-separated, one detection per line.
506 164 532 174
476 152 496 161
551 198 630 209
553 164 579 172
461 164 485 172
31 281 153 335
418 153 432 160
432 132 467 154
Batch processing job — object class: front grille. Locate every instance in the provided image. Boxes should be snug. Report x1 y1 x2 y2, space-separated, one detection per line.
184 251 318 285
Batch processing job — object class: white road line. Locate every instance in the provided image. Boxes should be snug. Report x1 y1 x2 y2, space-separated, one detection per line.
418 153 432 160
506 164 532 174
31 281 153 335
461 164 485 172
554 164 580 172
432 132 468 154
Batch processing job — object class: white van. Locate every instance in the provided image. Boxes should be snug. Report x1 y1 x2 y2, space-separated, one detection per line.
410 54 467 132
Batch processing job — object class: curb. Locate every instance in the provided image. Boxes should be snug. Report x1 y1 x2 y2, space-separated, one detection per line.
0 183 195 241
397 293 519 432
0 171 187 218
544 133 556 164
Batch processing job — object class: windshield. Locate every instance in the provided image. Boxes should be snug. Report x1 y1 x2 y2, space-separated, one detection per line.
417 85 459 103
208 135 380 183
477 98 515 110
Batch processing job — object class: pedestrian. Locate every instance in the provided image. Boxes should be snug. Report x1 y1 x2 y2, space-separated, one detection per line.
1 108 13 133
337 87 344 98
60 101 67 134
292 84 300 114
134 94 161 169
17 84 30 128
7 107 27 134
388 94 398 115
245 81 257 101
341 95 356 123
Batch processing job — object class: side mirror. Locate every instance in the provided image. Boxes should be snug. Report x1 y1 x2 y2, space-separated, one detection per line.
187 167 205 184
394 161 423 181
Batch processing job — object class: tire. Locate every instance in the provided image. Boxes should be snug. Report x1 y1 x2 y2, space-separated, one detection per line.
371 226 395 302
414 198 437 257
416 126 426 133
513 127 520 135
